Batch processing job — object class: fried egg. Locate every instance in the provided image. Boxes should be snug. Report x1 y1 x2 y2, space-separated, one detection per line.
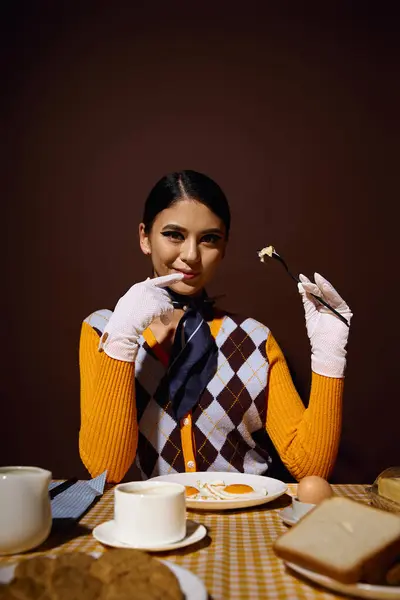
184 480 268 501
223 484 255 495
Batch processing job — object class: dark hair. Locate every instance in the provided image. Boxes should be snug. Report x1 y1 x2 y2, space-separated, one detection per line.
142 170 231 238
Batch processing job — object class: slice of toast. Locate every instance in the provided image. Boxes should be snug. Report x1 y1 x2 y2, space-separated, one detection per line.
274 496 400 584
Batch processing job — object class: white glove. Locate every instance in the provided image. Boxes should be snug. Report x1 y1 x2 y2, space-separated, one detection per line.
298 273 353 378
99 273 184 362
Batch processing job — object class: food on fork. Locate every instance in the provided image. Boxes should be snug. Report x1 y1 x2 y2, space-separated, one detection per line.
297 476 333 505
274 496 400 585
257 245 274 262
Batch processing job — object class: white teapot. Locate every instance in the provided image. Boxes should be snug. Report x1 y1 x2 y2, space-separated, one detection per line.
0 466 52 554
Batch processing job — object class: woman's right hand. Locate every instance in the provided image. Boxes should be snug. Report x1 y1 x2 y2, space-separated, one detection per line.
99 273 184 362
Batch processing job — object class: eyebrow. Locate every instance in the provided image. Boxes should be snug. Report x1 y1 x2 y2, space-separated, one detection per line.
161 224 224 236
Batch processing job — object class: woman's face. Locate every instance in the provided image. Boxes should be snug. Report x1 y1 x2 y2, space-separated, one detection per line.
139 199 227 295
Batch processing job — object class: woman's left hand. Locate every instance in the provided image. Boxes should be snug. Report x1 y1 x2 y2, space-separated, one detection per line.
298 273 353 378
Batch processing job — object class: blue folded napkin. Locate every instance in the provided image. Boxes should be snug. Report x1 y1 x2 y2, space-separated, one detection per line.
49 471 107 520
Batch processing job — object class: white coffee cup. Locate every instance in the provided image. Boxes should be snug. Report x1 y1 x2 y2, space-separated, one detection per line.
292 496 316 520
0 466 52 555
114 481 186 547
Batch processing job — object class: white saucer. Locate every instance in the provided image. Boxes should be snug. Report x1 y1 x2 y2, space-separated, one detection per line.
161 560 207 600
92 519 207 552
279 506 299 527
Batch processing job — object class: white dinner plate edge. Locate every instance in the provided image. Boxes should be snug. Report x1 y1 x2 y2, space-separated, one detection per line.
286 561 400 600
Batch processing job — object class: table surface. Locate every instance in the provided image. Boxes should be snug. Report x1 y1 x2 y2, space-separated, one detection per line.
0 484 370 600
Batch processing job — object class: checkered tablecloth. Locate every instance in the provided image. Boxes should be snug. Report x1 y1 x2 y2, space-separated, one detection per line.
0 484 369 599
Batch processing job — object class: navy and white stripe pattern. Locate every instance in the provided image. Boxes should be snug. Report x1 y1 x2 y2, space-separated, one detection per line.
50 471 107 519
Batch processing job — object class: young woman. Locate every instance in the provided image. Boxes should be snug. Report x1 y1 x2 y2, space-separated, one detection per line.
79 170 352 483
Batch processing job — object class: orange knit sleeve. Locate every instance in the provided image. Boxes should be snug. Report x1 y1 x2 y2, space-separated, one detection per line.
79 321 138 483
265 333 343 481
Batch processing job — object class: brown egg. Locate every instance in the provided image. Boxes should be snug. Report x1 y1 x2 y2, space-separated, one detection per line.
185 486 199 497
297 476 333 504
224 484 254 494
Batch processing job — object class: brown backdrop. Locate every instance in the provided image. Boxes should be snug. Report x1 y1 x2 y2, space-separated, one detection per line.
2 3 399 483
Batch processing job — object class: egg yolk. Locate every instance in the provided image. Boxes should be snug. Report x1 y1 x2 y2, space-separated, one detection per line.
224 484 255 494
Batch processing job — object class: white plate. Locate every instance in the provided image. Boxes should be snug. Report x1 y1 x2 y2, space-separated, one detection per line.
279 506 299 527
149 471 287 510
92 519 207 551
0 555 207 600
286 562 400 600
160 561 207 600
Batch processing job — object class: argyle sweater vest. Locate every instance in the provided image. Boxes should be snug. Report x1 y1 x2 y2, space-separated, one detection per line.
88 311 273 479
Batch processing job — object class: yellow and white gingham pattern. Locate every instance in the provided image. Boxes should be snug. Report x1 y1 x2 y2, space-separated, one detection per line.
0 484 369 599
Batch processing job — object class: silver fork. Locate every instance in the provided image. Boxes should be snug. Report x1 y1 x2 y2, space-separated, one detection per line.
263 248 349 327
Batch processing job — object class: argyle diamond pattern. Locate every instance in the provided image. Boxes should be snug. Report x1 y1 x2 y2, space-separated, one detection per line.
134 314 272 478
